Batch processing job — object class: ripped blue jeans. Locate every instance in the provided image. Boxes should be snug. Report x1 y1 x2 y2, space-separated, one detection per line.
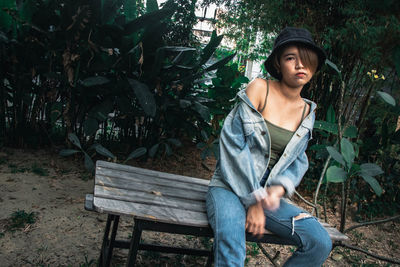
206 186 332 267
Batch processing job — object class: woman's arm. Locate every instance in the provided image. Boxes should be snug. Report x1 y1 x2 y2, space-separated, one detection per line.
216 79 268 208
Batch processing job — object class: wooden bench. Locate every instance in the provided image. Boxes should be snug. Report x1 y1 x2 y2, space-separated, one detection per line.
85 160 349 266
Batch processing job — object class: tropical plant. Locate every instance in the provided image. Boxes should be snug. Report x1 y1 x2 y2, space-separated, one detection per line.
0 0 235 159
325 137 384 231
196 62 249 160
59 133 146 172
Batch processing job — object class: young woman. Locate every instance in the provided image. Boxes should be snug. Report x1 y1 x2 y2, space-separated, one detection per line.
206 27 332 266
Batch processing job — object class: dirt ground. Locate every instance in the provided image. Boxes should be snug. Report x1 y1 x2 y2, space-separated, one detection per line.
0 147 399 266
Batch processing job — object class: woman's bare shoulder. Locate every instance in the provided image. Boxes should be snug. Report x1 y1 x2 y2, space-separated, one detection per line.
245 78 268 109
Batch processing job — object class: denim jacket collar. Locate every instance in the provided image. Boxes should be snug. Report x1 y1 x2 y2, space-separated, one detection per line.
236 89 317 130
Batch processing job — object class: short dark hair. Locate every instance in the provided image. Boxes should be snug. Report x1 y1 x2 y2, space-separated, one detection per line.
273 44 319 80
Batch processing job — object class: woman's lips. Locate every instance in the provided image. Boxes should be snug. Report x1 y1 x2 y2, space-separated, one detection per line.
295 72 306 77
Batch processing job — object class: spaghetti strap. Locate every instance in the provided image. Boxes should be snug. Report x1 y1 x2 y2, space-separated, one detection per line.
299 102 307 124
259 79 269 113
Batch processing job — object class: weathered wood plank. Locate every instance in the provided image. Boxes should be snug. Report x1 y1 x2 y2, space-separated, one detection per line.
95 186 206 212
85 194 94 211
96 167 208 193
93 197 209 227
97 161 209 186
324 226 349 242
95 174 206 201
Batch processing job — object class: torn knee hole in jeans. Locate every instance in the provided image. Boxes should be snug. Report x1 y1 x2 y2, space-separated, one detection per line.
291 213 312 235
294 213 312 220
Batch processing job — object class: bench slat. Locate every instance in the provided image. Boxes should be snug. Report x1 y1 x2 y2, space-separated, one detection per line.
96 167 208 193
93 197 209 227
97 160 209 186
96 174 206 201
95 185 206 212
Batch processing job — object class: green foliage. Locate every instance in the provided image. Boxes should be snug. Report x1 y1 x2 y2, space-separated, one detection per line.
246 242 259 257
377 91 396 107
207 63 248 117
6 210 36 232
148 138 182 158
77 255 96 267
200 236 212 250
31 163 49 176
161 0 198 47
8 163 29 173
197 63 249 161
0 0 17 31
0 1 235 164
350 95 400 218
326 138 383 196
0 156 7 165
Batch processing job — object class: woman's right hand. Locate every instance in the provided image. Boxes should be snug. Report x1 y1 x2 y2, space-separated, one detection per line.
245 202 266 238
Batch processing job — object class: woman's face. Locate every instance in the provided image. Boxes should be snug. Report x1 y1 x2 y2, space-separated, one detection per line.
278 45 315 88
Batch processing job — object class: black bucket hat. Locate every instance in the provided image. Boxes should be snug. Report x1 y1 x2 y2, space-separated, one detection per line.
264 27 326 80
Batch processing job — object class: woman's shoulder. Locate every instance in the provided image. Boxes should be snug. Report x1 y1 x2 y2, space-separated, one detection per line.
246 78 267 91
245 78 269 109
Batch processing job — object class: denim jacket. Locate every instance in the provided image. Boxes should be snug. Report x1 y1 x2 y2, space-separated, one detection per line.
208 89 317 208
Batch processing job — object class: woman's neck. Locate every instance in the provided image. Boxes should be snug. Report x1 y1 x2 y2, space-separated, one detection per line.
276 81 303 102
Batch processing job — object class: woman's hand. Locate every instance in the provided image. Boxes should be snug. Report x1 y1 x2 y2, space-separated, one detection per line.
261 185 285 211
245 202 265 238
246 186 285 237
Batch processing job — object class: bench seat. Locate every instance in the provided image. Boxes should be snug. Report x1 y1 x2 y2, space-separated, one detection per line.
85 160 348 266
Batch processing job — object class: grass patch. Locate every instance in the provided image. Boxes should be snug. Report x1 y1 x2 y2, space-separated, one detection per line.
8 164 29 173
76 255 96 267
0 157 7 165
60 169 71 174
81 173 92 181
246 242 259 257
200 236 212 249
6 210 36 232
31 163 49 176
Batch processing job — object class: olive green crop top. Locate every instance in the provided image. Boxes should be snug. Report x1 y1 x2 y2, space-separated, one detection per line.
259 80 307 168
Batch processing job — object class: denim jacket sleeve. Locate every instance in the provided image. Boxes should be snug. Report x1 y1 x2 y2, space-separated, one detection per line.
267 139 309 198
217 102 267 208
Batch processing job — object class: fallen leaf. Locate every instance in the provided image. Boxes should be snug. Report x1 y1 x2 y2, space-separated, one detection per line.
332 253 343 261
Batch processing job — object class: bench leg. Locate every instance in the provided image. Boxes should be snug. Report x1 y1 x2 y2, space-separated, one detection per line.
126 219 143 267
205 254 213 267
98 214 120 267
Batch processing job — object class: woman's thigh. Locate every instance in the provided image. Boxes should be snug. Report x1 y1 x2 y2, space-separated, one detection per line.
206 186 246 233
264 199 326 245
206 186 247 266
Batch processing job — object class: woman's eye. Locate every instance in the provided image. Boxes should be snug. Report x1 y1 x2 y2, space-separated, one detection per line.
286 57 295 61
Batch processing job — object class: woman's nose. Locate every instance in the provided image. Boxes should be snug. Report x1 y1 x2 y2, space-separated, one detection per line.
296 59 304 69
